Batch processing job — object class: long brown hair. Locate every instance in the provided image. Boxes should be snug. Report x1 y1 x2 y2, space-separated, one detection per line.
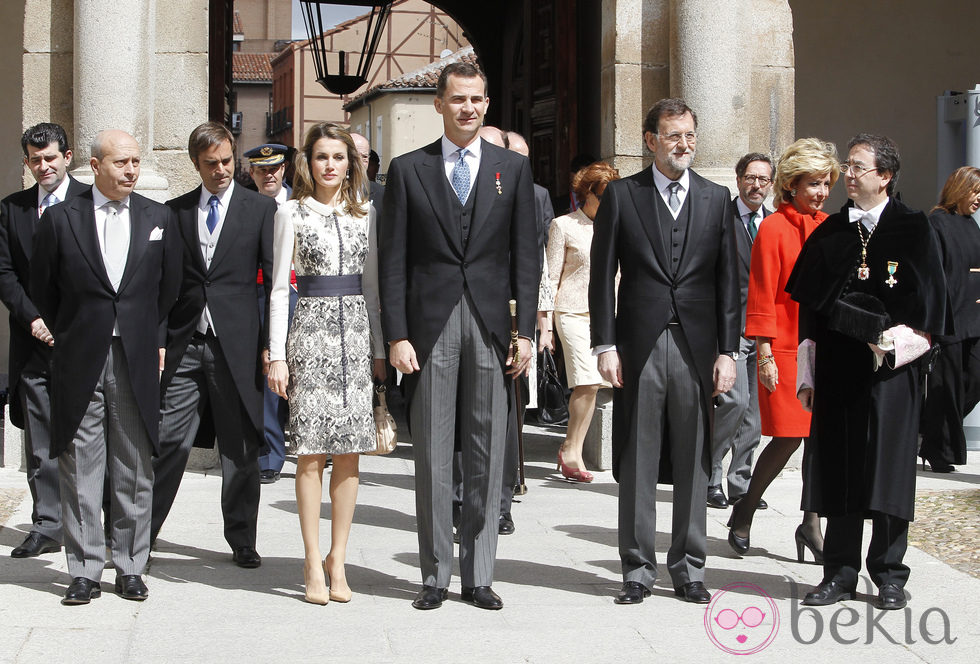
934 166 980 215
292 122 367 217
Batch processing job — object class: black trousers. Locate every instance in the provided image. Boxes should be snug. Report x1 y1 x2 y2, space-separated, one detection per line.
920 338 980 465
822 511 909 589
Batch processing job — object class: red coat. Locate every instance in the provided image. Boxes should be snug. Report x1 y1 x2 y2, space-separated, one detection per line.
745 202 825 436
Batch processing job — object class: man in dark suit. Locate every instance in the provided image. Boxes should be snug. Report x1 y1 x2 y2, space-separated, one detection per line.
151 122 276 568
380 63 538 611
31 129 181 603
590 98 740 605
707 153 773 510
0 122 89 558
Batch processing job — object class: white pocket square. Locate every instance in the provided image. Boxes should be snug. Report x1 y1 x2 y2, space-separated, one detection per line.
149 226 164 241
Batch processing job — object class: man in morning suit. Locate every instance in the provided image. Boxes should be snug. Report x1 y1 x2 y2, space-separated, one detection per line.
0 123 89 558
31 129 181 604
590 98 740 605
245 142 293 485
151 122 276 568
380 62 538 611
707 153 773 510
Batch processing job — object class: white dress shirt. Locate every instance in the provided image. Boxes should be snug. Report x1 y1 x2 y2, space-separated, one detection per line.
441 134 482 203
37 176 72 217
92 185 131 336
196 181 235 334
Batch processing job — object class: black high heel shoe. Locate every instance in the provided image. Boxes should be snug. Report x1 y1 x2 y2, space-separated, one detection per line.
921 456 954 473
794 524 824 564
727 504 750 556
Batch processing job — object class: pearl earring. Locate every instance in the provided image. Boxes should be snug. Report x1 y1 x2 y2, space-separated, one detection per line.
791 188 797 197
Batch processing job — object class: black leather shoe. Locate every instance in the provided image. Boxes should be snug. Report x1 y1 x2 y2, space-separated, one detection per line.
706 485 728 509
802 580 855 606
232 546 262 568
498 512 516 535
461 585 503 610
729 495 768 510
614 581 651 604
11 532 61 558
728 528 750 556
259 469 280 484
412 585 448 610
115 574 148 601
674 581 711 604
875 584 907 610
62 577 102 605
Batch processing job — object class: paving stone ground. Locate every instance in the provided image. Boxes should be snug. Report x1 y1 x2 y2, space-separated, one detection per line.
1 427 978 663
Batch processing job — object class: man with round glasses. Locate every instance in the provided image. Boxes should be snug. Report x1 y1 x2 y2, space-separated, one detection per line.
707 153 774 512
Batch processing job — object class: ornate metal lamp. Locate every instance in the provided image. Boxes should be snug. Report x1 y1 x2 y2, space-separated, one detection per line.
298 0 394 95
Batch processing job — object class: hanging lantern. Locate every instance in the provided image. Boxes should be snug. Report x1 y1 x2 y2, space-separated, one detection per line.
298 0 394 95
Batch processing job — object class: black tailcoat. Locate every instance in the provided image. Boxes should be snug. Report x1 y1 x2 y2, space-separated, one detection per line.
161 184 276 437
379 138 539 400
30 189 183 455
0 176 89 427
589 167 740 480
788 199 949 520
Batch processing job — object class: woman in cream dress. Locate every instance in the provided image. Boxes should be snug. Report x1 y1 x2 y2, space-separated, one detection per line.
545 161 620 482
267 123 385 604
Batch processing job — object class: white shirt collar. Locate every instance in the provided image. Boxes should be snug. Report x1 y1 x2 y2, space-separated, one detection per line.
849 197 889 228
38 176 72 208
273 186 288 207
199 180 235 209
651 164 690 194
92 184 130 210
441 134 483 162
735 197 762 219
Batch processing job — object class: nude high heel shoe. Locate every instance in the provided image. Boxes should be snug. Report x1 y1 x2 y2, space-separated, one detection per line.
304 563 329 605
325 560 352 603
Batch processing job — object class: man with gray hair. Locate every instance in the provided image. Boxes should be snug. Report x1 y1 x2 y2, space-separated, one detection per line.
350 132 385 210
31 129 182 603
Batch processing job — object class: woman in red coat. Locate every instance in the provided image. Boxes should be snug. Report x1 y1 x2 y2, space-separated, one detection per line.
728 138 839 562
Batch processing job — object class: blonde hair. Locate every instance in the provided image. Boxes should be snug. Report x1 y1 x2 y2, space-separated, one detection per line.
292 122 367 217
934 166 980 215
773 138 840 207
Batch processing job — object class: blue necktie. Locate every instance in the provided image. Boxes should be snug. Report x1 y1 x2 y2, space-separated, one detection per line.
206 195 220 234
451 148 470 204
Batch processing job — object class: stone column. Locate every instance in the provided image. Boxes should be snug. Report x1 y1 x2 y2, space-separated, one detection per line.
670 0 752 190
72 0 169 199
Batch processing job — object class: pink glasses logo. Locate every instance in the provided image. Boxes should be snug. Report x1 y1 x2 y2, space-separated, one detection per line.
704 582 780 655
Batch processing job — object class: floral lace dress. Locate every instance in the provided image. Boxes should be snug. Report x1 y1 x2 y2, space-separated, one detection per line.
268 197 384 455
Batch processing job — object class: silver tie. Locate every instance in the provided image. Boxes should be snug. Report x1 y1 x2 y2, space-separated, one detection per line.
104 201 129 290
667 181 681 212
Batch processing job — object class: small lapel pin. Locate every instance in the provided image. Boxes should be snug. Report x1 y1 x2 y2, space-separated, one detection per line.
495 172 502 195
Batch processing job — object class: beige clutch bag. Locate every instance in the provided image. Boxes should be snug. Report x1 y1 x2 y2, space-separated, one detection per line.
368 383 397 455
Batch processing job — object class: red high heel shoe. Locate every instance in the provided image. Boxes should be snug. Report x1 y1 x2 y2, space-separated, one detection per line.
557 449 594 483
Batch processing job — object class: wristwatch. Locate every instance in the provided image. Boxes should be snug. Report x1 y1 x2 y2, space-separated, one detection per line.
727 351 739 360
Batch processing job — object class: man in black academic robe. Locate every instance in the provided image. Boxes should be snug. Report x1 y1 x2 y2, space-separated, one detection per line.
788 134 949 611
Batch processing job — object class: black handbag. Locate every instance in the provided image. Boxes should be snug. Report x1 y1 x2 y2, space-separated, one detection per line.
535 348 569 425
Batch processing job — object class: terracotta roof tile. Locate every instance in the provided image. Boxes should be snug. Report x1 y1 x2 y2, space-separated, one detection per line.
233 10 244 36
233 52 274 82
345 46 478 107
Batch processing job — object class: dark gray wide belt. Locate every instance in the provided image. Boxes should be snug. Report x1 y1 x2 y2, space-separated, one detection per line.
295 274 362 297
